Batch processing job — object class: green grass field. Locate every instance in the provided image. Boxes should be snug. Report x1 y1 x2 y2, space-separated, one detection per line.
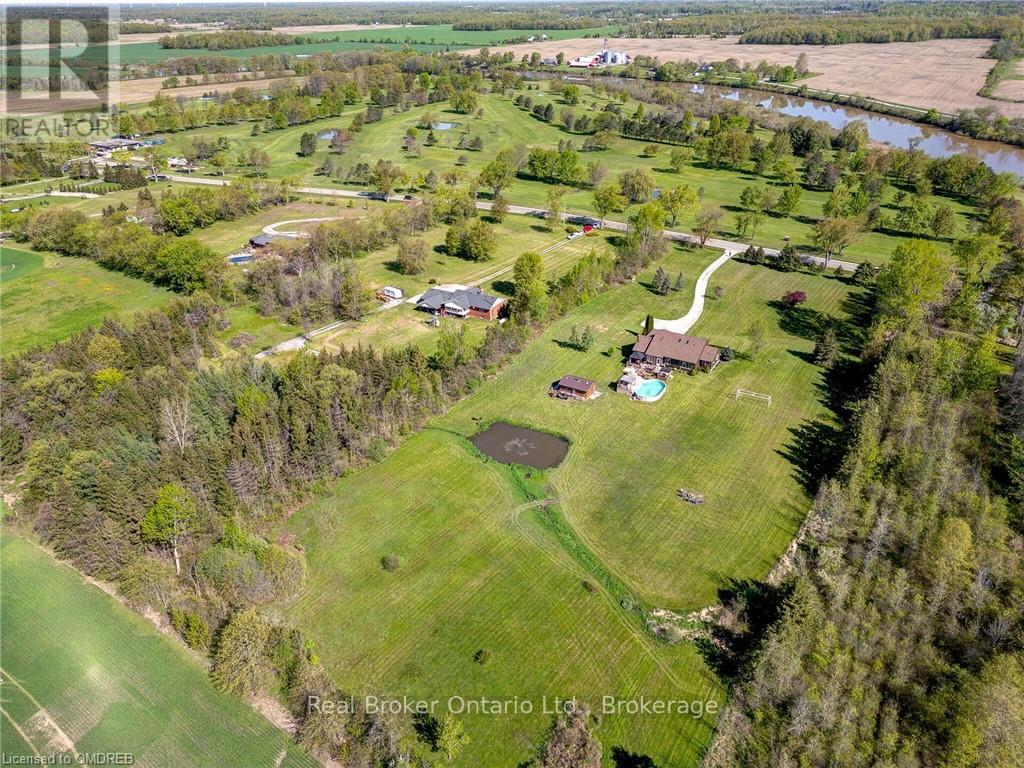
283 241 865 764
0 244 174 357
0 535 316 768
52 25 618 65
160 86 973 265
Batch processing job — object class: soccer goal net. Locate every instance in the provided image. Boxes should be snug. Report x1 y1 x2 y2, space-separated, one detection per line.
735 388 772 406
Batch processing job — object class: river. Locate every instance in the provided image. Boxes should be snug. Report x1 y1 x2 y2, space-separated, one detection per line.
689 84 1024 176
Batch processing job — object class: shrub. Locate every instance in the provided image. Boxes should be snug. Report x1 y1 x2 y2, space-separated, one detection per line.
474 648 492 665
381 554 400 572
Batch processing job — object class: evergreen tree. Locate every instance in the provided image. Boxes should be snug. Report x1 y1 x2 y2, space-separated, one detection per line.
813 326 839 367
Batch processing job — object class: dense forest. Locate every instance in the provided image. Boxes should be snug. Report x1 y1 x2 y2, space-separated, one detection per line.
701 201 1024 765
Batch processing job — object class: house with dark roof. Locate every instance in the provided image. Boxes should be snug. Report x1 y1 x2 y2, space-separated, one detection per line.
552 375 597 400
416 285 506 320
630 330 720 372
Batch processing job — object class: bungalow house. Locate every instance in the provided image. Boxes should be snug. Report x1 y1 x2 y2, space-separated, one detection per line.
553 375 597 400
630 329 721 372
416 285 505 320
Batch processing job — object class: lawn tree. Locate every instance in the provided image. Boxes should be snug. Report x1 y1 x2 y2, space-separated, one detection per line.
673 272 685 291
208 152 228 176
432 322 470 374
436 713 468 761
592 183 626 226
777 242 802 271
661 185 698 227
533 704 602 768
546 186 567 228
491 193 509 222
735 210 765 241
211 609 272 696
141 483 196 575
396 237 427 275
450 89 478 114
745 319 767 358
370 160 407 197
653 266 671 295
586 161 608 187
511 251 548 324
669 146 692 172
618 202 666 277
853 260 880 285
782 290 808 306
298 132 317 157
579 326 594 350
812 217 861 267
619 167 656 203
644 313 654 334
695 205 723 246
143 147 166 179
813 325 839 367
775 185 803 217
479 151 516 198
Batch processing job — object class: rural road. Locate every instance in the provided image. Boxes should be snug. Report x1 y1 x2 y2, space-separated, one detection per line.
653 250 736 334
168 174 859 273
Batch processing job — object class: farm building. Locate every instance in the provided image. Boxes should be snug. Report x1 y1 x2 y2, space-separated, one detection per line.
630 330 721 372
552 375 598 400
416 285 505 320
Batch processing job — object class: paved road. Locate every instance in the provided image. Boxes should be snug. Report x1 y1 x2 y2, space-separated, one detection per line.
653 250 736 334
170 174 859 273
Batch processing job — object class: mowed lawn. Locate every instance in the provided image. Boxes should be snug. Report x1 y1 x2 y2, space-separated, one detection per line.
0 244 173 357
0 536 315 768
285 429 722 767
159 86 974 264
284 242 862 764
442 249 864 606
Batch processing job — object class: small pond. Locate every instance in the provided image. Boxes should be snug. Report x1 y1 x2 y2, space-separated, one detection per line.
318 130 338 140
433 121 459 131
470 422 569 470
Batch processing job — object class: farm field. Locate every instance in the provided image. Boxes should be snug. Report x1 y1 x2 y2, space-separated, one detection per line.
0 244 174 357
0 535 316 768
160 87 975 264
487 36 1023 118
284 241 864 763
80 24 621 66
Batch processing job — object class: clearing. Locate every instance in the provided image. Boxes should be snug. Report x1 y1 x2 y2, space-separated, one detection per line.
283 241 866 764
0 244 174 357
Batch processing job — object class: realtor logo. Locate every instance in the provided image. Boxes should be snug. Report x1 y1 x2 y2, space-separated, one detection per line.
1 4 119 117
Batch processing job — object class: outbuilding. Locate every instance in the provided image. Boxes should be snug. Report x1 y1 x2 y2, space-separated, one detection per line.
553 375 598 400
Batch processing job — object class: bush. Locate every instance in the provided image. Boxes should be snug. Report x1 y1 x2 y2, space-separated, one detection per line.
381 554 400 572
473 648 493 665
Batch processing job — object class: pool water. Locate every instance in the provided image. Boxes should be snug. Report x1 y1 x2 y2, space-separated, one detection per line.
635 379 667 401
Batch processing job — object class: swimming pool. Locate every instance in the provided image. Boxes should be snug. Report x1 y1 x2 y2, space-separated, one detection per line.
634 379 667 402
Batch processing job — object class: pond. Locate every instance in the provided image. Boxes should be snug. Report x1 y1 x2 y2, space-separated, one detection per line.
433 121 459 131
687 84 1024 176
470 422 569 470
318 130 338 140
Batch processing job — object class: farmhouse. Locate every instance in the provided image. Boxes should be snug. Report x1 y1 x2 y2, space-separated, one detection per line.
630 330 721 372
416 285 505 320
552 375 598 400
